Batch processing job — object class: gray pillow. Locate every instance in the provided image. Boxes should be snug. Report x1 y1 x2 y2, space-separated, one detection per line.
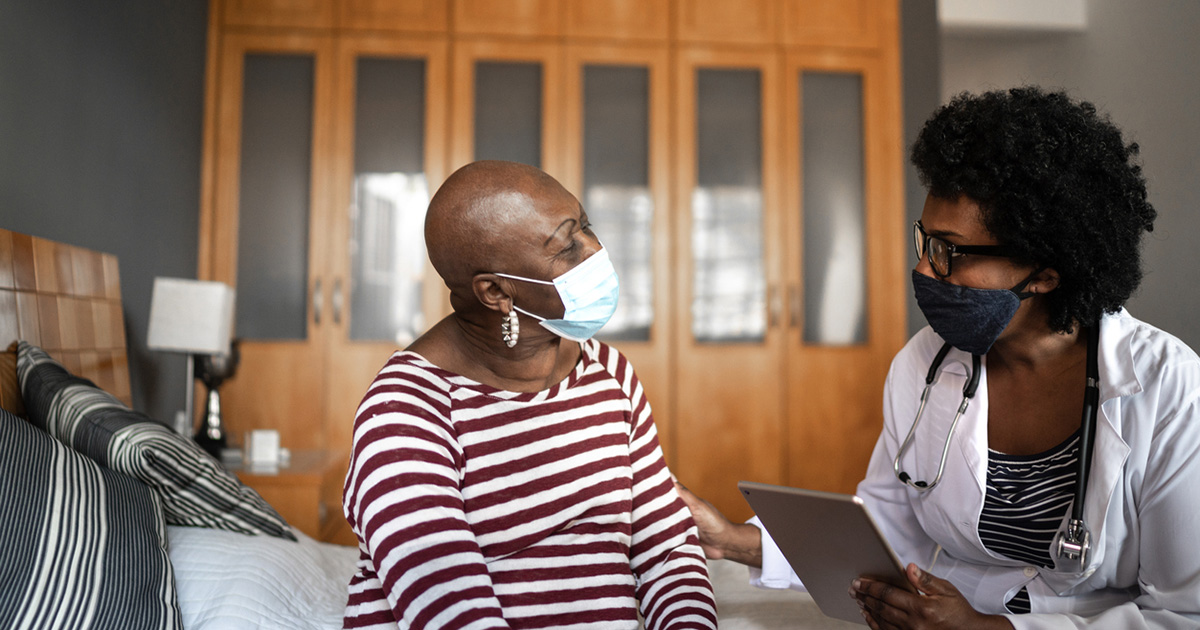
0 407 183 629
17 341 295 540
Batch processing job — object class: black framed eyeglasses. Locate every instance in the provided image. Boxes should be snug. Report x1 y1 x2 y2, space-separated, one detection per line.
913 221 1022 278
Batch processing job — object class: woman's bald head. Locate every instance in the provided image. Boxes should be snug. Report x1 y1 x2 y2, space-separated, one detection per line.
425 161 570 291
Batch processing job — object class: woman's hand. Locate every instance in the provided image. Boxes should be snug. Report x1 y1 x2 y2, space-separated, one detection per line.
851 563 1014 630
674 481 763 567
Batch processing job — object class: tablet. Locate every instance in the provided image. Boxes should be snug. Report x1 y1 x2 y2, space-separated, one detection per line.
738 481 915 625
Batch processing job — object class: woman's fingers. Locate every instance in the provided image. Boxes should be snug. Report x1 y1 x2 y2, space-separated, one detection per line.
852 574 923 629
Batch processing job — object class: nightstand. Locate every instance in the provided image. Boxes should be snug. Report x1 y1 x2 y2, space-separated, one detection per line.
231 449 353 544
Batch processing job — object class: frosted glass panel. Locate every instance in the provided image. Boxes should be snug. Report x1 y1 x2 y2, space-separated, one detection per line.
474 61 541 167
583 65 652 342
802 71 867 345
236 54 313 341
692 69 765 343
349 57 429 346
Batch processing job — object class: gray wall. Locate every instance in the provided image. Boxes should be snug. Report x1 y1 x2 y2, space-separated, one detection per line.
0 0 209 422
901 0 941 336
940 0 1200 350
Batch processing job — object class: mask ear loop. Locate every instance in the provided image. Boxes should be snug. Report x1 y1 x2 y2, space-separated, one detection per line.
493 272 555 323
1010 266 1047 299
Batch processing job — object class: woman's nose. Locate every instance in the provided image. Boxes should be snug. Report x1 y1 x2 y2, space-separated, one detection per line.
582 232 603 258
914 249 936 278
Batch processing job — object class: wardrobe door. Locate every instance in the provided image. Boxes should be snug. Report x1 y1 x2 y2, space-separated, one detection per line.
204 33 335 449
337 0 448 33
563 0 669 42
220 0 335 30
453 0 560 39
672 49 786 521
451 41 562 178
323 37 449 454
562 45 674 455
675 0 778 46
782 46 907 494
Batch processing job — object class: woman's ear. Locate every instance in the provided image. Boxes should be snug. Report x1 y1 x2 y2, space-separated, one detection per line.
1031 267 1061 294
471 273 510 313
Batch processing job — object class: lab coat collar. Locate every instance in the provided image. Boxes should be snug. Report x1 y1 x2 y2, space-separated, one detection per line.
1097 309 1143 403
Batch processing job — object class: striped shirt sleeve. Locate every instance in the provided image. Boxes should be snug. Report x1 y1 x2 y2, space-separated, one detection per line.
599 345 718 629
343 357 511 630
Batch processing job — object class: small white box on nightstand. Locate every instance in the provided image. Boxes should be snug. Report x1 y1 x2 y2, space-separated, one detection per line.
246 429 281 466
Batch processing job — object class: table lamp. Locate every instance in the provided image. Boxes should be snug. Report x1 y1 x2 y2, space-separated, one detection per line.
147 277 236 457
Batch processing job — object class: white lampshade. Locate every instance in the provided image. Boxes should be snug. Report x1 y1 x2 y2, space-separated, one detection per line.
147 277 236 355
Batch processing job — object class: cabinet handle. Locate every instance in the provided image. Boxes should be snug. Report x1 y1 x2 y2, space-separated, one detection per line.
313 278 322 325
332 278 344 325
790 285 801 329
768 285 781 328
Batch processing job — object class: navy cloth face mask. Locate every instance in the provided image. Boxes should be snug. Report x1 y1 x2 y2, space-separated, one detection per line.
911 269 1036 356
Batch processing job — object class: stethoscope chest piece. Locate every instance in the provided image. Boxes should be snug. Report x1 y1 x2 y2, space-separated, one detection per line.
1052 517 1091 573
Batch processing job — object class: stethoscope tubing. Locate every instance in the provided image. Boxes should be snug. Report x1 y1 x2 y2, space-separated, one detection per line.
893 349 980 491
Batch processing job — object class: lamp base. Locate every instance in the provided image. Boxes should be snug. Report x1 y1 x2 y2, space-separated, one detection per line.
194 387 227 460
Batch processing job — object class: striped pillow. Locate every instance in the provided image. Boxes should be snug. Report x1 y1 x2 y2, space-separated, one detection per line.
0 408 183 629
17 341 295 541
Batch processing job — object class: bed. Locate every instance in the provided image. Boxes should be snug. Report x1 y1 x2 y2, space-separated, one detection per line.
0 228 850 629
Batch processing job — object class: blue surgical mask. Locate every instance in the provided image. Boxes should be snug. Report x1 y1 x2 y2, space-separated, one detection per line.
494 246 620 342
912 269 1037 356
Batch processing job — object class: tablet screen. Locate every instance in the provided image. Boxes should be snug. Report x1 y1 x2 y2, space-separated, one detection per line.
739 481 914 625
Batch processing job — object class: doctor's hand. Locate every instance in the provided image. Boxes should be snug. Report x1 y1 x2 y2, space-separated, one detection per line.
674 481 763 568
851 563 1014 630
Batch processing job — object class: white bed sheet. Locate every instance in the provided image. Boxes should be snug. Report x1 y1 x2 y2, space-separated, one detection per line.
167 525 358 630
167 527 855 629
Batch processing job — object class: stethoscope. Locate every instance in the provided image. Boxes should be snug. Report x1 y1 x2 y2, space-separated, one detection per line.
892 325 1101 572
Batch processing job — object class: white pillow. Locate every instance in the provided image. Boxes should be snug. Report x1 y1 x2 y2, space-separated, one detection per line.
167 526 358 630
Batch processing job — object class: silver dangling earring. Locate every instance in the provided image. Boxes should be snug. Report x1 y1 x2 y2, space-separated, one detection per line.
501 309 519 348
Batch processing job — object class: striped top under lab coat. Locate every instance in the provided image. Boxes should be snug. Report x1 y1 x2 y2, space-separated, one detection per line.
979 429 1080 613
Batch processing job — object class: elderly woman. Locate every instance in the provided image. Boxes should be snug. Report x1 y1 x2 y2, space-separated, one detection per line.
341 161 717 630
680 86 1200 629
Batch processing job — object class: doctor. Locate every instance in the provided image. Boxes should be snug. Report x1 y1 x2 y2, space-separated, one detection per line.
679 86 1200 629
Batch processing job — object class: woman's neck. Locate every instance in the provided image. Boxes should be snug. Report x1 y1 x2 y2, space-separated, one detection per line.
411 314 578 392
987 316 1085 376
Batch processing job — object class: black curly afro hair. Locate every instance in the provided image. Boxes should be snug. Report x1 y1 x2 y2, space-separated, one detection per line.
911 86 1157 334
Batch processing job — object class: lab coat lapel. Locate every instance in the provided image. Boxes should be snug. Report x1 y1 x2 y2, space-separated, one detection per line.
960 354 988 501
1045 314 1136 590
908 351 989 554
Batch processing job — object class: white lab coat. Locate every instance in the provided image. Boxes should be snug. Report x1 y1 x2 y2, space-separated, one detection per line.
751 310 1200 629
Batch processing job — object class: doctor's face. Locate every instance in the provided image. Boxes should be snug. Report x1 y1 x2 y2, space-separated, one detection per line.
915 195 1033 291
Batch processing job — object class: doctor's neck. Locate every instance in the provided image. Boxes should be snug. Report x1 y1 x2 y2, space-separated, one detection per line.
988 322 1085 371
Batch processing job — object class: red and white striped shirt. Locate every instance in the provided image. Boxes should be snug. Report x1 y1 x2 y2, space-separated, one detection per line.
342 340 717 630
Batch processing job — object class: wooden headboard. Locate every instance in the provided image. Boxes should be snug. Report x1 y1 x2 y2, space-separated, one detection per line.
0 228 131 415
